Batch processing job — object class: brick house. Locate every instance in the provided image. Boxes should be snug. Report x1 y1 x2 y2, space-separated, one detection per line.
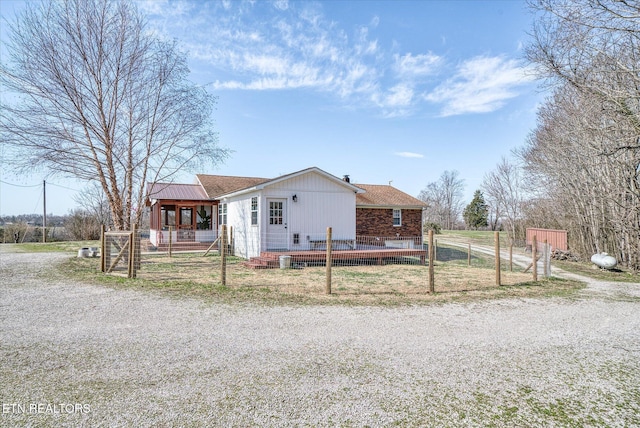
355 184 426 238
147 167 426 258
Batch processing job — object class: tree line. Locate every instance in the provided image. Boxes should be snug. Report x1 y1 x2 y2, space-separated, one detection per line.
522 0 640 271
420 1 640 271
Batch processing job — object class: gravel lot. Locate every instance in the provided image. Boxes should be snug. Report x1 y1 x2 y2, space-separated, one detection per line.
1 250 639 427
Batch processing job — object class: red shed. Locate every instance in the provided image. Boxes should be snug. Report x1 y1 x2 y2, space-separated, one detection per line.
526 228 568 251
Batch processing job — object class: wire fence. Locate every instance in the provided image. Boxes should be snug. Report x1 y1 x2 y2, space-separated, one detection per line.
101 226 141 278
99 227 552 296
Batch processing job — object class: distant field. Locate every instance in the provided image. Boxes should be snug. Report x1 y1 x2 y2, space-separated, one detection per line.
0 241 100 253
439 229 517 247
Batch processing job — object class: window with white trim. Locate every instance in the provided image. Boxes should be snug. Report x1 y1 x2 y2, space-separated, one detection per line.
251 197 258 226
218 203 227 225
393 209 401 226
269 201 283 225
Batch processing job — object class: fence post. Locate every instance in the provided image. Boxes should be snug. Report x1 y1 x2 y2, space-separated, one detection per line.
467 243 471 266
220 224 227 286
495 231 501 286
543 239 549 278
434 239 438 262
100 225 106 273
428 230 435 293
532 235 538 282
325 227 332 295
509 239 513 272
131 224 139 278
134 224 141 272
128 230 134 278
168 226 173 258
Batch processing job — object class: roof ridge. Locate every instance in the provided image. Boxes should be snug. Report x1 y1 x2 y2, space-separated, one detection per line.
196 173 270 181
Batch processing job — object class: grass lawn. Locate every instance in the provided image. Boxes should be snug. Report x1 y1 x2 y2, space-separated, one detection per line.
0 240 100 253
553 259 640 283
1 238 588 305
439 230 640 283
61 249 584 306
439 229 506 246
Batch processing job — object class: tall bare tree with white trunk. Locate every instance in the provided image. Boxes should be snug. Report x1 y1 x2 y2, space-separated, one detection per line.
0 0 228 230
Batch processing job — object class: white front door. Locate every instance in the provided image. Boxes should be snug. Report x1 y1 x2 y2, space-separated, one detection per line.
266 198 288 250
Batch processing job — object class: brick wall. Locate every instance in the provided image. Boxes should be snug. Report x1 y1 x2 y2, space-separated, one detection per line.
356 208 423 237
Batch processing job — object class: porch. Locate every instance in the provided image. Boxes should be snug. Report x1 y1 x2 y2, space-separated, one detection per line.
150 228 217 249
244 247 427 269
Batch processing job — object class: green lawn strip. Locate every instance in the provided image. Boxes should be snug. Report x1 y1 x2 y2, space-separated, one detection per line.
1 240 101 253
553 260 640 283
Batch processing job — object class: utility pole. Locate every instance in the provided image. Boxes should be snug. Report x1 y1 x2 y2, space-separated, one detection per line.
43 180 47 243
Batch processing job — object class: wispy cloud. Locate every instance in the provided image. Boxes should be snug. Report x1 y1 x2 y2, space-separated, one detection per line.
394 53 442 78
142 2 531 118
425 56 534 117
395 152 424 158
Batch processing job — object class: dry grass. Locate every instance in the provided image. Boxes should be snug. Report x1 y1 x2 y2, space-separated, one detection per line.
64 251 584 306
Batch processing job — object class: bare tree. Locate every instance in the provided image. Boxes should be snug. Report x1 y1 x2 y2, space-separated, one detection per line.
524 0 640 271
418 170 465 230
65 209 102 241
0 0 228 230
519 83 640 269
481 156 524 240
73 182 112 227
527 0 640 153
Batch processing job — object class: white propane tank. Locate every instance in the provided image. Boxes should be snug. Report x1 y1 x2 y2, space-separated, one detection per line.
590 252 617 269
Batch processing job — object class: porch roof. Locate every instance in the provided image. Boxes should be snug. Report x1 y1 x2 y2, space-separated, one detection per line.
146 182 209 201
355 184 427 208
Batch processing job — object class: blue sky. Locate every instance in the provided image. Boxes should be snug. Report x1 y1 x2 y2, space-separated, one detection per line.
0 0 542 216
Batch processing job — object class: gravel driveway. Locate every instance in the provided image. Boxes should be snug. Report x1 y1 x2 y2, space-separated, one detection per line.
1 251 639 427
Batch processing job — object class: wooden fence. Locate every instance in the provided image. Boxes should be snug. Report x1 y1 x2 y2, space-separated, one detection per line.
101 225 141 278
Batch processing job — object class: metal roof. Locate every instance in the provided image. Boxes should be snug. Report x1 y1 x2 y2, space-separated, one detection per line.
146 182 209 201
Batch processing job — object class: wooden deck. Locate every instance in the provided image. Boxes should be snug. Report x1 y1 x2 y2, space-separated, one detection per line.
245 248 427 269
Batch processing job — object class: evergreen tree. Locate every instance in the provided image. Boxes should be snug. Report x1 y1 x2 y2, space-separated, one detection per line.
463 190 489 230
